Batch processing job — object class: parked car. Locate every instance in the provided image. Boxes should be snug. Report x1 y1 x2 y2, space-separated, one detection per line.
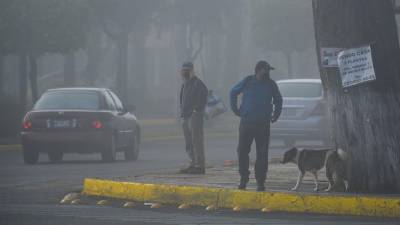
271 79 331 147
21 88 141 164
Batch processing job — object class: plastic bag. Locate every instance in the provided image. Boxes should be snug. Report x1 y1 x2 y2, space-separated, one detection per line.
205 91 226 120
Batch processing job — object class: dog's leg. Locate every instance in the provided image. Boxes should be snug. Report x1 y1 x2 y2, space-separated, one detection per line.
291 171 304 191
325 168 334 192
312 171 319 192
325 182 332 192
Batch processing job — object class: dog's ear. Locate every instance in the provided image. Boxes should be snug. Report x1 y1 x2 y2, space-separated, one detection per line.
281 150 289 164
288 147 297 154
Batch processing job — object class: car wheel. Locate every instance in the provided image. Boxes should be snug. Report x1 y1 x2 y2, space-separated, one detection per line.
102 135 117 162
125 134 139 161
283 139 296 147
48 152 63 163
23 146 39 164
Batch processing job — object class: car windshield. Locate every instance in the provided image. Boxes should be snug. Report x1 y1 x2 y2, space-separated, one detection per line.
34 91 100 110
277 82 322 98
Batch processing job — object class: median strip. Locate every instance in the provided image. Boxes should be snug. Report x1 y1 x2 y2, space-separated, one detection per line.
82 178 400 218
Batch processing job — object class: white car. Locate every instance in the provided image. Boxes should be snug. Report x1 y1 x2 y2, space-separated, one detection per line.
271 79 331 147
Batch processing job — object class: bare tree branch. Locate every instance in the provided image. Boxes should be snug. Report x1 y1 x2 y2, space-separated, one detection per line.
187 24 193 60
191 31 204 61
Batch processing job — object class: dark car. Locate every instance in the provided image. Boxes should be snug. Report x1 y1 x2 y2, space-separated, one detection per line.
271 79 331 147
21 88 141 164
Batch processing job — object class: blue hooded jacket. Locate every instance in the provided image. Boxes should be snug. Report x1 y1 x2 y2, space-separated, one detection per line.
230 75 282 123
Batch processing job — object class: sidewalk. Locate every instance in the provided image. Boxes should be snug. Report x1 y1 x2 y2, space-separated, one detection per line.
82 160 400 218
122 160 326 193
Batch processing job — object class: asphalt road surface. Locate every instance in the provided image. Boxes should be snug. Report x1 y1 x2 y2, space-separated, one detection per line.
0 136 398 225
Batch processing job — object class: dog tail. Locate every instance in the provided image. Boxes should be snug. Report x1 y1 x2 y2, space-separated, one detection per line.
337 148 349 161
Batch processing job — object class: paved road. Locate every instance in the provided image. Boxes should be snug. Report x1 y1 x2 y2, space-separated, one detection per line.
0 136 397 225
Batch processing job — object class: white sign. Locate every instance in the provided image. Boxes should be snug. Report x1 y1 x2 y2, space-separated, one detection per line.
321 48 344 67
337 45 376 88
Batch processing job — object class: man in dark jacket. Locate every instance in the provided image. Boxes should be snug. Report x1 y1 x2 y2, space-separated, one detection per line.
230 60 282 191
179 61 208 174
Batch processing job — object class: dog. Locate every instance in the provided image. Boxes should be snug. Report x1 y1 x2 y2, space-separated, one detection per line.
281 147 349 192
325 148 349 192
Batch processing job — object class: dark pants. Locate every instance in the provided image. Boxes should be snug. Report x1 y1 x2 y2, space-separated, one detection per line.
237 121 270 185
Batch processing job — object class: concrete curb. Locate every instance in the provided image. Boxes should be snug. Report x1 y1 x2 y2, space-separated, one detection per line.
82 178 400 218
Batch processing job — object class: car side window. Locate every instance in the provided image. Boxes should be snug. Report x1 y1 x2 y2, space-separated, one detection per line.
108 91 124 112
104 92 117 111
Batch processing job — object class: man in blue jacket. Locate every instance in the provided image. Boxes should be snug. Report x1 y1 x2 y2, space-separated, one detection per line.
230 60 282 191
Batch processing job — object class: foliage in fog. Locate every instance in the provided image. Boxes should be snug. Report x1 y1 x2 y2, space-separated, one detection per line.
0 0 89 55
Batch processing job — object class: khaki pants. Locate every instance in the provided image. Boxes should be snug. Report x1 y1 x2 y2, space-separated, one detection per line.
182 112 205 168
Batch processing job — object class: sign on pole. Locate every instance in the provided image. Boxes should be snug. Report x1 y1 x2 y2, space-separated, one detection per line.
337 45 376 88
321 48 344 67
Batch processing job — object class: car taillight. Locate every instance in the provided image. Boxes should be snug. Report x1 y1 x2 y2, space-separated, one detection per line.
23 121 32 130
92 120 103 129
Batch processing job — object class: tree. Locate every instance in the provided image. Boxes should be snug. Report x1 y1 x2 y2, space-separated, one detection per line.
63 52 76 87
0 0 89 110
158 0 238 95
90 0 163 104
313 0 400 193
0 55 4 93
168 0 230 64
83 16 104 86
252 0 315 78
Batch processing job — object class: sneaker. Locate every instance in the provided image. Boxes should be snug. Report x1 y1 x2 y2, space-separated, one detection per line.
238 178 248 190
179 165 194 174
189 167 205 174
238 183 246 190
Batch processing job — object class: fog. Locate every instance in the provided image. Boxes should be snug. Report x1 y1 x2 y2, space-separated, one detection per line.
0 0 320 118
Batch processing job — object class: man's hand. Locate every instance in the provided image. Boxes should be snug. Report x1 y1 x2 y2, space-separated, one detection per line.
180 117 188 126
271 116 278 123
233 109 240 117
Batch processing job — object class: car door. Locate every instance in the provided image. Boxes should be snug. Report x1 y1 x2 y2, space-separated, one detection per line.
104 91 125 149
108 91 133 148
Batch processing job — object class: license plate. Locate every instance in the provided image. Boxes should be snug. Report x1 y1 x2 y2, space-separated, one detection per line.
47 119 77 128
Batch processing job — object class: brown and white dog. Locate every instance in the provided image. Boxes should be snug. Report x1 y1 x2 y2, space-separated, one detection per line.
281 147 349 192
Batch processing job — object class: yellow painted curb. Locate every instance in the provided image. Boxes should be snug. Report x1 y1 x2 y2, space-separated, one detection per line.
82 178 400 218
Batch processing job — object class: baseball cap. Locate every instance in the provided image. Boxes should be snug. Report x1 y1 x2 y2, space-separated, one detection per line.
255 60 275 71
182 61 194 70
